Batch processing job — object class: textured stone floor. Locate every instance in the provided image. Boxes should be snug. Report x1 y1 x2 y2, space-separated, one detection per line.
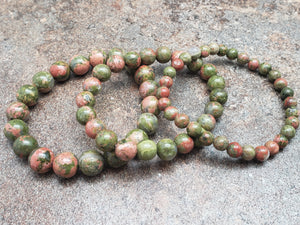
0 0 299 224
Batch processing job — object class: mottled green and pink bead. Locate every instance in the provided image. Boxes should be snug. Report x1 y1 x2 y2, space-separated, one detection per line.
32 71 55 93
197 114 216 131
186 121 204 138
13 135 38 158
79 150 104 176
107 55 125 73
76 91 95 108
175 113 190 128
4 119 29 141
85 118 106 139
255 146 270 162
115 139 137 161
134 65 155 85
6 102 30 121
53 152 78 178
29 147 54 173
157 139 177 161
16 84 39 107
124 51 141 69
95 130 118 152
198 131 214 146
174 133 194 154
50 61 70 82
76 106 97 125
226 142 243 158
82 77 102 95
69 55 90 75
141 96 160 115
139 80 158 99
137 113 158 135
164 106 179 121
140 48 156 65
204 101 224 119
125 129 149 145
156 46 171 63
89 49 107 66
213 136 229 151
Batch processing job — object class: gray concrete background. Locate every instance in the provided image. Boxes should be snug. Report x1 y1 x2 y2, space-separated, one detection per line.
0 0 299 224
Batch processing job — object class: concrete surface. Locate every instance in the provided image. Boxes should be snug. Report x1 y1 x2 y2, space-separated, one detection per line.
0 0 299 224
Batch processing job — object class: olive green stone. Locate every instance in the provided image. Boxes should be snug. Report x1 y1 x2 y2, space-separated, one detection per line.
285 107 299 118
137 140 157 161
137 113 158 135
218 44 227 56
92 64 111 82
187 58 203 72
204 101 224 119
124 51 141 69
17 84 39 107
4 119 29 141
226 48 238 60
134 66 155 85
209 88 228 105
140 48 156 65
163 66 176 78
280 87 294 100
164 106 179 121
186 121 204 138
13 135 38 158
32 71 55 93
198 131 214 146
179 52 192 65
242 145 256 161
76 106 96 125
213 136 229 151
157 139 177 161
237 53 250 65
258 62 272 76
79 150 104 176
209 43 219 55
156 46 171 63
95 130 118 152
108 47 124 57
207 75 225 90
200 64 217 80
280 125 296 140
197 114 216 131
103 151 127 168
125 129 149 145
268 70 281 83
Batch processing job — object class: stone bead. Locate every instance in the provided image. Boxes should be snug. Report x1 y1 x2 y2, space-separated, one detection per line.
85 118 106 139
273 134 289 149
139 80 158 99
171 58 185 71
6 102 30 121
197 114 216 131
156 87 170 99
265 141 280 156
274 78 288 91
16 84 39 107
82 77 102 95
268 70 281 83
92 64 111 82
13 135 38 158
175 113 190 128
115 139 137 161
207 75 225 90
89 49 107 66
137 140 157 161
200 45 210 57
76 91 95 107
204 101 224 119
159 76 173 88
242 145 256 161
285 116 299 129
163 66 176 78
79 150 104 176
209 43 219 55
179 52 192 65
174 133 194 154
258 62 272 76
4 119 29 141
108 47 124 57
134 65 155 85
95 129 118 152
103 151 127 168
188 46 201 60
187 58 203 73
213 136 229 151
141 96 160 115
29 147 54 173
248 58 260 71
164 106 179 121
237 53 250 65
156 46 172 63
137 113 158 135
69 55 90 75
209 89 228 105
217 44 227 56
280 87 294 100
140 48 156 65
76 106 96 125
186 121 204 138
280 125 296 140
158 98 171 111
226 48 238 60
283 97 297 109
53 152 78 178
171 50 184 61
50 61 70 82
200 63 217 81
198 131 214 146
107 55 125 73
124 51 141 69
255 146 270 162
157 139 177 161
125 129 149 145
226 142 243 158
285 107 299 118
32 71 55 93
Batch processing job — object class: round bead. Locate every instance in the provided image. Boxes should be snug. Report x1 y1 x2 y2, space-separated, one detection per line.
4 119 29 141
265 141 280 156
137 113 158 135
124 51 141 69
53 152 78 178
69 55 90 75
163 66 176 78
209 89 228 105
164 106 179 121
248 58 260 71
85 118 106 139
82 77 102 95
103 151 127 168
198 131 214 146
32 71 55 93
187 58 203 72
213 136 229 151
139 80 158 98
285 107 299 118
241 145 256 161
217 44 227 56
125 129 149 145
158 98 171 111
156 46 172 63
174 133 194 154
16 84 39 107
159 76 173 88
280 125 296 140
108 47 124 57
200 63 217 81
175 113 190 128
188 46 201 60
6 102 30 121
89 49 107 66
208 43 219 55
237 53 250 65
50 61 70 82
179 52 192 65
255 146 270 162
280 87 294 100
134 65 155 85
76 106 96 125
92 64 111 82
107 55 125 73
226 48 238 60
197 114 216 131
115 139 137 161
76 91 95 107
274 78 288 91
141 96 160 115
29 147 54 173
79 150 104 176
137 140 157 161
258 62 272 76
207 75 225 90
268 70 281 83
171 50 184 61
273 134 289 149
156 87 170 99
204 101 224 119
200 45 210 57
186 121 204 138
95 130 118 152
13 135 38 158
157 139 177 161
171 58 185 71
283 97 297 109
140 48 156 65
285 116 299 129
226 142 243 158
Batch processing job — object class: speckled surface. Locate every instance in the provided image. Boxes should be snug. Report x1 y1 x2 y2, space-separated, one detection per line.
0 1 300 224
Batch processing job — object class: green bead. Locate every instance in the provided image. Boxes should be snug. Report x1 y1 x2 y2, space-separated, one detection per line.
268 70 281 83
179 52 192 65
92 64 111 82
125 129 149 145
200 63 217 80
140 48 156 65
209 88 228 105
209 43 219 55
95 130 118 152
79 150 104 176
175 113 190 129
188 46 201 60
156 46 171 63
242 145 256 161
259 62 272 76
186 121 204 138
237 53 249 65
280 125 296 140
200 45 210 57
4 119 29 141
76 91 95 107
280 87 294 100
198 131 214 146
134 65 155 85
204 101 224 119
285 116 299 129
197 114 216 131
157 139 177 161
207 75 225 90
164 106 179 121
103 151 127 168
16 84 39 107
108 47 124 57
124 51 141 69
187 58 203 72
137 140 157 160
13 135 38 158
32 71 55 93
285 107 299 118
174 133 194 154
226 48 238 60
213 136 229 151
137 113 158 135
76 106 96 125
163 66 176 78
218 44 227 56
